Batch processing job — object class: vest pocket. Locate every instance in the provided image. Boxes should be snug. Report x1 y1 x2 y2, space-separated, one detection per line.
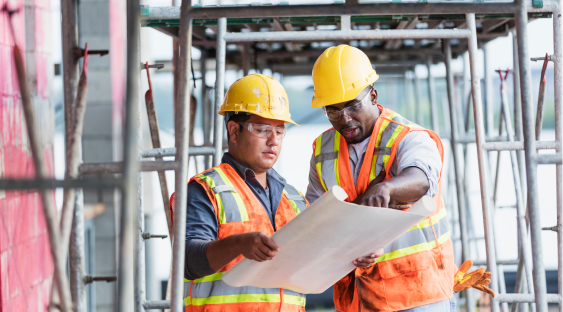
377 250 433 279
217 220 256 240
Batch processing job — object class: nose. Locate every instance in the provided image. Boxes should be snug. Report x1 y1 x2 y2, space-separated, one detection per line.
339 112 352 124
267 132 282 145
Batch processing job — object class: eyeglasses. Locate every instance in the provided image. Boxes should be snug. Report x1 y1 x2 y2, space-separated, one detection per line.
323 88 372 121
238 122 287 139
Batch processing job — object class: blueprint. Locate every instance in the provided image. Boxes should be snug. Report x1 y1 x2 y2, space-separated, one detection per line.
222 185 435 294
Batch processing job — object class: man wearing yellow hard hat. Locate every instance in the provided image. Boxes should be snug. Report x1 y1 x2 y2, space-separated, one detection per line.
305 45 458 311
170 74 309 311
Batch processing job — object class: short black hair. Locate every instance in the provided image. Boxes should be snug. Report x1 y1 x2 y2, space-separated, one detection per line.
225 112 252 141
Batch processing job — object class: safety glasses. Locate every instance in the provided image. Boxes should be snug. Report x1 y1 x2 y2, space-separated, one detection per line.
238 122 287 139
322 87 372 121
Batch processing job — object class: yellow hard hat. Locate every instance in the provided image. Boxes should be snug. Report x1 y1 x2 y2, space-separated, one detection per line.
219 74 298 125
311 45 379 108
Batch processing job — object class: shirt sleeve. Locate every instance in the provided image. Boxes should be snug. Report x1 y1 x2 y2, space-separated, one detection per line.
184 181 219 280
392 131 443 197
305 152 325 204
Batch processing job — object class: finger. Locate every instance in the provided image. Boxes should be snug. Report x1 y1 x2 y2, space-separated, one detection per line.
260 233 279 251
258 244 277 258
372 249 384 258
253 248 273 261
356 257 376 264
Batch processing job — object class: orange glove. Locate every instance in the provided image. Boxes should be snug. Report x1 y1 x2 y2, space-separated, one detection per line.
453 260 495 297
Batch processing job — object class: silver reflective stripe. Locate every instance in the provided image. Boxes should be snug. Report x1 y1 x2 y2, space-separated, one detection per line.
212 185 236 193
374 147 391 155
184 281 191 306
283 184 307 212
383 212 449 254
374 123 400 172
285 194 304 202
190 279 280 298
318 129 339 190
391 115 415 126
314 151 339 163
204 169 243 223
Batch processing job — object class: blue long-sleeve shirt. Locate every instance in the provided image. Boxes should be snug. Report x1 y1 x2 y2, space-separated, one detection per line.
184 153 288 280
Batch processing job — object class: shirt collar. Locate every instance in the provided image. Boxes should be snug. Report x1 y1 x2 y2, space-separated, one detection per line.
221 153 286 186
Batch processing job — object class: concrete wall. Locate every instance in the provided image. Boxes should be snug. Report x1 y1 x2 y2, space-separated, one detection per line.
0 0 55 310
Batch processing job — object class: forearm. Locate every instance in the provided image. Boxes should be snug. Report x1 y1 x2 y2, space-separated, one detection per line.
380 167 429 202
205 234 243 271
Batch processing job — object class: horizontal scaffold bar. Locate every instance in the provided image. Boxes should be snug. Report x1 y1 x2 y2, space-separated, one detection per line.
141 146 215 158
143 300 170 309
0 177 121 190
80 160 179 174
223 28 471 42
537 153 563 164
495 293 561 303
482 140 559 151
142 1 554 21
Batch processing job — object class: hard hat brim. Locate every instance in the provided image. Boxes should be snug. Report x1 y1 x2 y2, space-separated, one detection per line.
311 73 379 108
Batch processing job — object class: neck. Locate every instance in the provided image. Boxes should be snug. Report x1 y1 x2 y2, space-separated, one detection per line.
227 150 269 189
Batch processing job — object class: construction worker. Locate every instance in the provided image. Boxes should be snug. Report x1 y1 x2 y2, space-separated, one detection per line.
305 45 457 312
171 74 314 312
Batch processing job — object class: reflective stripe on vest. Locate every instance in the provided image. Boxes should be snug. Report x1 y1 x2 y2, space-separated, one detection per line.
186 165 307 309
312 109 450 264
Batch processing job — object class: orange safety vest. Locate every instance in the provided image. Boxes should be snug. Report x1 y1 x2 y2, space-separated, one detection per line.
170 163 309 312
312 105 455 311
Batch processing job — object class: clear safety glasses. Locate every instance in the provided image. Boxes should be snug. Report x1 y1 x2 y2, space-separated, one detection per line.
238 122 287 139
322 88 372 121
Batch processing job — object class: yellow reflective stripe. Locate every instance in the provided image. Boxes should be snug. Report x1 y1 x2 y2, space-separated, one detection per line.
198 174 226 224
370 119 391 182
185 296 191 306
382 124 404 170
193 272 224 284
375 232 451 264
314 135 328 192
334 131 341 187
191 294 282 305
283 189 300 215
408 207 447 232
215 168 249 222
187 294 306 307
283 294 306 307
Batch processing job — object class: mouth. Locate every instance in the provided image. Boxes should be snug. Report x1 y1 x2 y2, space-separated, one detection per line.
340 127 359 139
263 150 277 158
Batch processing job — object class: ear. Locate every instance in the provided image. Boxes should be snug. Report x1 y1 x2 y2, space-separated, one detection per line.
227 120 240 144
371 89 378 105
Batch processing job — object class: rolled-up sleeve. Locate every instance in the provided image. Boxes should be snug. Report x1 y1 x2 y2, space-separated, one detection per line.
184 181 219 280
305 153 325 204
393 131 443 197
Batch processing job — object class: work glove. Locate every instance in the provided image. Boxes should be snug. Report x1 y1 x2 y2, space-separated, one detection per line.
453 260 495 297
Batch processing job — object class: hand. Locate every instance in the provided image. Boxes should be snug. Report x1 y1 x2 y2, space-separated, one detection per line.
237 232 279 262
354 182 391 208
353 249 384 268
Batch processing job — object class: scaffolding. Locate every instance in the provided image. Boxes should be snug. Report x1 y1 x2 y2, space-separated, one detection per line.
1 0 562 311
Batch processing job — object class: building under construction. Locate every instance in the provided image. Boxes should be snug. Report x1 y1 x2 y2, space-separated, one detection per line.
0 0 562 311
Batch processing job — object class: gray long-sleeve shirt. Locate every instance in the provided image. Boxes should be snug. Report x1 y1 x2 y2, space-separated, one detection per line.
305 130 443 204
184 153 289 280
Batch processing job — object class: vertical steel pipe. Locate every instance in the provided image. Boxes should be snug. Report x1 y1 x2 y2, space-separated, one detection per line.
61 0 79 149
483 43 494 137
135 173 146 312
201 50 211 169
500 76 536 312
116 0 141 308
515 0 548 310
466 13 500 312
415 76 424 127
213 18 227 167
552 2 563 311
444 40 475 311
513 32 527 194
70 188 86 311
172 0 193 310
427 55 439 132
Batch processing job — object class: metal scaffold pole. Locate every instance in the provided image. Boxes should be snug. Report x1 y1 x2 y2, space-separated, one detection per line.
213 18 227 167
552 0 563 310
466 12 500 312
171 0 193 310
427 55 439 133
444 39 475 311
515 0 549 310
117 0 141 308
